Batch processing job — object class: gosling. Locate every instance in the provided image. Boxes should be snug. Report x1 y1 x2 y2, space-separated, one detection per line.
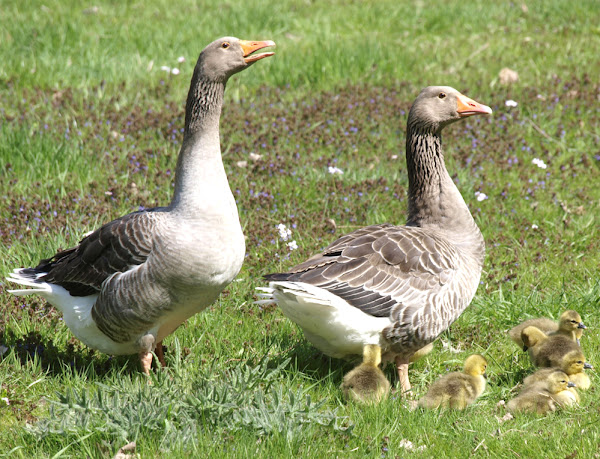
523 349 591 391
507 370 576 414
521 326 583 368
418 354 487 410
509 310 586 347
341 344 390 403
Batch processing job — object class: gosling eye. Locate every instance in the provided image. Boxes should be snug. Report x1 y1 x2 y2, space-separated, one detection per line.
571 320 578 324
221 42 230 49
438 92 446 99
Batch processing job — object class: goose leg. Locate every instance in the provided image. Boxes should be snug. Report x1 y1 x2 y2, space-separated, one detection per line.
155 341 167 368
139 351 153 375
395 355 411 394
139 334 156 375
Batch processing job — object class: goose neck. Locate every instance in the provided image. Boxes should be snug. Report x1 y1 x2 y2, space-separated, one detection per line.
404 122 484 259
169 76 230 212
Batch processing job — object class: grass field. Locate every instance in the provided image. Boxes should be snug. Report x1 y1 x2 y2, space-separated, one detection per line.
1 0 600 456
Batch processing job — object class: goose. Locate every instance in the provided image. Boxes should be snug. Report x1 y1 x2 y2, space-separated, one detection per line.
523 349 590 392
417 354 487 409
521 326 584 368
257 86 491 394
6 37 275 374
507 370 576 414
509 310 586 347
341 344 391 403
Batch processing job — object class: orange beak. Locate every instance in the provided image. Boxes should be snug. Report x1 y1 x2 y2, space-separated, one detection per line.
456 93 493 117
239 40 276 63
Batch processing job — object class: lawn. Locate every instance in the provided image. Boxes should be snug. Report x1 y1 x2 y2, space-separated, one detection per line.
1 0 600 457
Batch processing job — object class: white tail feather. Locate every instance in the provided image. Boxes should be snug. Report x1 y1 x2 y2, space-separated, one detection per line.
6 273 52 296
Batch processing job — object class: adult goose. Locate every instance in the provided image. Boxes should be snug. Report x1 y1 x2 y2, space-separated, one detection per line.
7 37 275 374
259 86 491 394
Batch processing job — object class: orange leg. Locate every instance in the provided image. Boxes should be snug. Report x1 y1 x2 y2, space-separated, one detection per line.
155 341 167 368
395 355 411 395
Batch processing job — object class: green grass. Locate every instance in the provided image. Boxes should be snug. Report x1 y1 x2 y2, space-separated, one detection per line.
2 0 600 456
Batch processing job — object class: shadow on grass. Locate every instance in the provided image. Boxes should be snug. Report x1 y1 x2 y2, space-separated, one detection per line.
262 334 356 384
0 329 136 378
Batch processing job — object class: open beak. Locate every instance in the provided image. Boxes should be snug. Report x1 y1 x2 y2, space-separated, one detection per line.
239 40 276 64
457 93 493 118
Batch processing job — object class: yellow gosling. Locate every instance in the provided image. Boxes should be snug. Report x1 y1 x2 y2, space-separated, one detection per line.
521 326 582 368
523 349 590 392
341 344 390 403
509 310 586 347
418 354 487 410
507 370 575 414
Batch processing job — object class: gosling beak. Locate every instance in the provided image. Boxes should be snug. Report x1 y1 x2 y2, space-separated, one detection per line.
239 40 276 64
523 345 529 352
584 362 593 369
456 93 493 117
567 381 577 388
578 322 586 329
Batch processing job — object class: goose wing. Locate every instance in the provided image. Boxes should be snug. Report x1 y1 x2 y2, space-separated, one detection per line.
31 209 166 296
265 223 461 341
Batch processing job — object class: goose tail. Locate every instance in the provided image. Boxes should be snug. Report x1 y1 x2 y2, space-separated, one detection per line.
5 269 52 296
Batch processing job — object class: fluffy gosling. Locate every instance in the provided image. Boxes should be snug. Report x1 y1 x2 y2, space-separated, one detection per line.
509 310 586 347
418 354 487 410
521 326 583 368
507 370 576 414
523 349 591 391
341 344 390 403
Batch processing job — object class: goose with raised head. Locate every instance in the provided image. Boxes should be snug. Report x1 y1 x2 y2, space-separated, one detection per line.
6 37 275 374
258 86 491 394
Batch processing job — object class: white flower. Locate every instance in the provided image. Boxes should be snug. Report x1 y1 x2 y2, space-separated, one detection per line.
475 191 488 202
160 65 171 72
328 166 343 175
505 99 518 107
1 397 9 406
177 56 186 63
249 152 262 161
171 68 180 75
277 224 292 241
531 224 539 229
287 240 298 250
399 439 415 450
532 158 547 169
398 439 426 451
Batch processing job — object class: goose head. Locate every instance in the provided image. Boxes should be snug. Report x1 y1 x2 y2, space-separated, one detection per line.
558 310 586 332
561 350 587 375
409 86 492 132
196 37 275 82
521 325 547 351
546 370 576 393
463 354 488 377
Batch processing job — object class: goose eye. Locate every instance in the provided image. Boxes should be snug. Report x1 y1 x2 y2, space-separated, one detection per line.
221 42 230 49
438 92 446 99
